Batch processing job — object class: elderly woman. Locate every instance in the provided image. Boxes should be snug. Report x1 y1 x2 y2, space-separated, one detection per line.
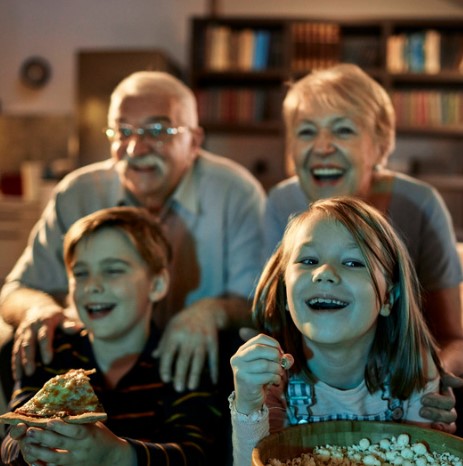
265 63 463 429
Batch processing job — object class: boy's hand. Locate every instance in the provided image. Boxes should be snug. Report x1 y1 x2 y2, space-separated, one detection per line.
13 420 134 466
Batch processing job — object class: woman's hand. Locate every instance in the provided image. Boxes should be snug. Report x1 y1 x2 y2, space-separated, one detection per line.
230 333 289 415
420 373 463 433
11 420 135 466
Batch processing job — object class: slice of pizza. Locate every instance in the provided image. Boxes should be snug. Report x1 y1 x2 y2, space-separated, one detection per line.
0 368 107 427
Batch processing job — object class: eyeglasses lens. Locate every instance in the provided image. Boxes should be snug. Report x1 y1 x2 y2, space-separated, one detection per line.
107 124 180 141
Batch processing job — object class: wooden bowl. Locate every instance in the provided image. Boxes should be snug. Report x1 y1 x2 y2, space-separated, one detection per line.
252 421 463 465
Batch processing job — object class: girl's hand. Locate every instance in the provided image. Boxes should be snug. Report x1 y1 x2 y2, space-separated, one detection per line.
230 333 288 415
14 420 135 466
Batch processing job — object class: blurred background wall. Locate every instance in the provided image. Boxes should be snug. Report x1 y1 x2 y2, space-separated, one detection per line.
1 0 463 115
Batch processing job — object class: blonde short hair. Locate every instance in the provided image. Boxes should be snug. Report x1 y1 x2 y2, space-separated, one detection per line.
283 64 396 166
108 71 198 127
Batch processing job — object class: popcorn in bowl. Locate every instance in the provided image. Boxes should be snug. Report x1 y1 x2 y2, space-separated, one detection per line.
252 421 463 466
265 432 463 465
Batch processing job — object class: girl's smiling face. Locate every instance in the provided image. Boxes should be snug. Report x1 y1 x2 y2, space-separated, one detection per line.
284 212 390 349
289 101 379 201
69 227 157 342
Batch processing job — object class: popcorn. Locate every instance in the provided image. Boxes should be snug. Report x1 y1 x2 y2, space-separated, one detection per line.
280 354 295 370
265 433 463 466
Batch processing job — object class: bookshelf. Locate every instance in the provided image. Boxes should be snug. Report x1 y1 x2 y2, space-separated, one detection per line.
190 18 288 134
189 17 463 191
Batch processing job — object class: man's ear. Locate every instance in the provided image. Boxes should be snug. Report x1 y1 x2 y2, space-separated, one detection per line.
149 269 169 303
190 126 204 151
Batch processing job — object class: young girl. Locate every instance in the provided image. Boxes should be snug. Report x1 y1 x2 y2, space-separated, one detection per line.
2 206 221 466
230 196 442 466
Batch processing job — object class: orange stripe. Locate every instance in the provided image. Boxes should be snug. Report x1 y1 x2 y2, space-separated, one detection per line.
120 383 163 392
110 411 156 419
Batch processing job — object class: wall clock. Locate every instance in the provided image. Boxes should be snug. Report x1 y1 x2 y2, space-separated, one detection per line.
20 56 51 89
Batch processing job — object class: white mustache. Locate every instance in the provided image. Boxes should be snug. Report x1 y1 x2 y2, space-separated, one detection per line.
123 153 165 171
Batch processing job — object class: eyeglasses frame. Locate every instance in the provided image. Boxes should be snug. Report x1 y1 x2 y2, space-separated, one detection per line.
103 123 189 142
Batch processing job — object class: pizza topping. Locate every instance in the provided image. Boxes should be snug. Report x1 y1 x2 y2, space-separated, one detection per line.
15 368 102 418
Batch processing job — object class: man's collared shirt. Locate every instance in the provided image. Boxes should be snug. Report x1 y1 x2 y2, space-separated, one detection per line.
2 150 266 326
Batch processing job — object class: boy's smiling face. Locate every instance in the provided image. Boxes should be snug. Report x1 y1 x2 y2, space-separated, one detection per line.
68 227 157 342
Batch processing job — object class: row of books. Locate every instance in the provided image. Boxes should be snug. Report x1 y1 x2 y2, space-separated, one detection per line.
392 91 463 127
202 24 462 75
290 22 341 71
195 88 283 123
202 26 279 71
389 30 463 74
195 88 463 127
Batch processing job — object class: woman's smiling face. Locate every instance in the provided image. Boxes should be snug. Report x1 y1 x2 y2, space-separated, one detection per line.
284 212 389 348
289 101 379 201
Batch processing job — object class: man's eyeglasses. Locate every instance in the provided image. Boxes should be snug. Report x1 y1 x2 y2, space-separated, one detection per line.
104 123 188 142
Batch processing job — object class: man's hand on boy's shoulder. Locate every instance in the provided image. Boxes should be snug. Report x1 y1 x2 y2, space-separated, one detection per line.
13 303 82 379
152 298 231 393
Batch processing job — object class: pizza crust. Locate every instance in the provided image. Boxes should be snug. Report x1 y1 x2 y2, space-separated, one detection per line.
0 410 107 427
0 368 107 428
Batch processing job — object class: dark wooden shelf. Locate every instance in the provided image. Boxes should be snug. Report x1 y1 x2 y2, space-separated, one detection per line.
192 70 287 83
200 121 283 134
397 125 463 138
390 72 463 85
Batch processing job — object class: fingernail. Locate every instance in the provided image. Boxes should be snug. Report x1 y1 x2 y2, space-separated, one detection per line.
175 382 184 392
188 380 198 391
62 321 76 329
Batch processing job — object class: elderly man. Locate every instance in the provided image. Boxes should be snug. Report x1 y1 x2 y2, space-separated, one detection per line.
0 71 265 398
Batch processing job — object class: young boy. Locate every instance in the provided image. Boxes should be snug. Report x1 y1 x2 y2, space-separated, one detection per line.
1 206 221 466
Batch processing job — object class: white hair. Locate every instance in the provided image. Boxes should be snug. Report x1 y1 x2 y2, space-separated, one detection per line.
108 71 198 127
